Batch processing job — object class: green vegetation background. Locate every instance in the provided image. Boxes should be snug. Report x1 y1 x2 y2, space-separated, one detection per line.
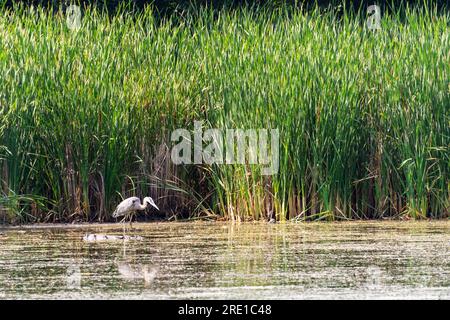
0 1 448 223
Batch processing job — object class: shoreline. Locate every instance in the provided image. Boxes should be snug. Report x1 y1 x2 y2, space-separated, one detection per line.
0 218 448 230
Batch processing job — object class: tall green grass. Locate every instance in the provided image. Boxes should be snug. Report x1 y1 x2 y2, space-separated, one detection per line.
0 3 448 222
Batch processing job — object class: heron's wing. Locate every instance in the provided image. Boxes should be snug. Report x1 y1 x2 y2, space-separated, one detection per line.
113 198 134 216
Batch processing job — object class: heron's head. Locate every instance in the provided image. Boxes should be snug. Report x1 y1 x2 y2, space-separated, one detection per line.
144 197 159 211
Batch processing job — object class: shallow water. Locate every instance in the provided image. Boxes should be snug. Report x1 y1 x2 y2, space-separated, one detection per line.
0 221 449 299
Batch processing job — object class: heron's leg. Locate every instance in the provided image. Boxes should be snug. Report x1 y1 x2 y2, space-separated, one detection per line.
120 215 127 234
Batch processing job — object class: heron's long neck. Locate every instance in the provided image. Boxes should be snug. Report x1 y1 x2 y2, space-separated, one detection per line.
139 201 148 210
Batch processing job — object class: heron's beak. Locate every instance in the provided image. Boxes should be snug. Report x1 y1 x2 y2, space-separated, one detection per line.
148 200 159 211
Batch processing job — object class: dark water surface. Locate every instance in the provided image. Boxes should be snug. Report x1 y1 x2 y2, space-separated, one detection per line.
0 221 448 299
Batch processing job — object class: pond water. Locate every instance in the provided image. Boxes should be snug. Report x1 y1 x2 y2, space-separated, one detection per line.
0 221 449 299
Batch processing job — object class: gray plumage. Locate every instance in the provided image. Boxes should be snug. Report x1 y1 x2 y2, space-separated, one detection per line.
112 196 159 219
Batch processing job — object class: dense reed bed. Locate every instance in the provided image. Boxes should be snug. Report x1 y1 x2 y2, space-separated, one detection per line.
0 3 448 223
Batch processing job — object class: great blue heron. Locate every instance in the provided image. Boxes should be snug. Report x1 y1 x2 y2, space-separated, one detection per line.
112 197 159 225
